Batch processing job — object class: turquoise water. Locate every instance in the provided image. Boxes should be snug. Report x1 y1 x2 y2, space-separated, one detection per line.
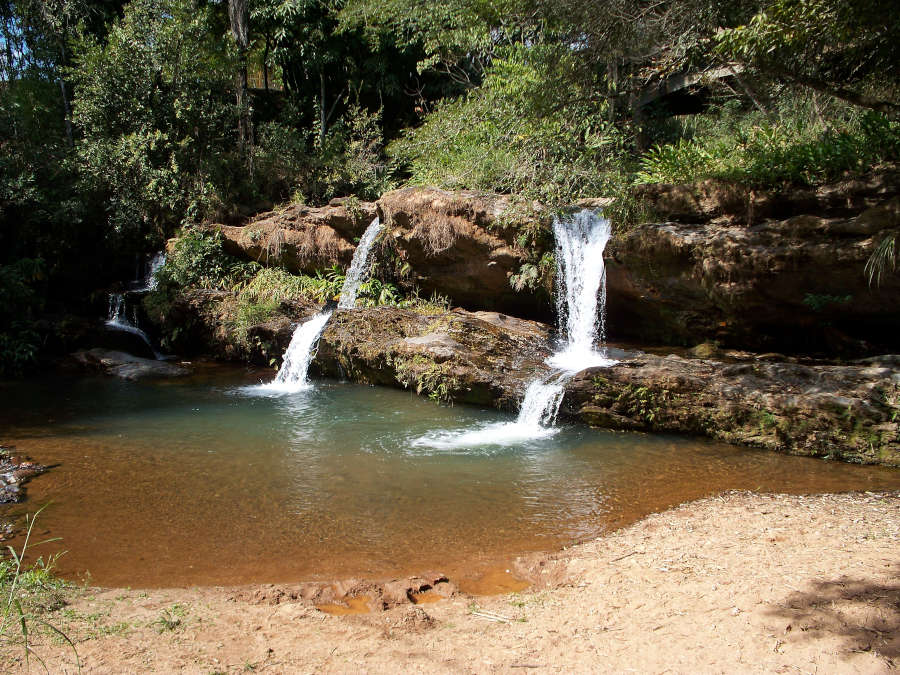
2 365 898 588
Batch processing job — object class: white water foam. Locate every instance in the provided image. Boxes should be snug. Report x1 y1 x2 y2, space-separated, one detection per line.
338 216 382 309
252 216 383 394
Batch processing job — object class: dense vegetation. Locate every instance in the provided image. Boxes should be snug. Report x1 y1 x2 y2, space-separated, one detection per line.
1 0 898 372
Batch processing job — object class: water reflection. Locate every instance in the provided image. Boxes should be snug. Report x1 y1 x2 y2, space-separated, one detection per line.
0 368 897 587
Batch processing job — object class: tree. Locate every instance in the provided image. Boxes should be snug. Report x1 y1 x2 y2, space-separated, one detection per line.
714 0 900 114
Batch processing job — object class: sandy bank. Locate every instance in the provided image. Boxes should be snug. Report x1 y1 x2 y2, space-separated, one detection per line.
6 491 898 673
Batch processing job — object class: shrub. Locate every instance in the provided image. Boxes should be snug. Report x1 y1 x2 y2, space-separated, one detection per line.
389 44 629 205
636 98 900 187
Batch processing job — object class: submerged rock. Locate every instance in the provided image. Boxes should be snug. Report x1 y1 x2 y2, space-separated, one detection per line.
0 446 47 504
71 349 190 380
562 354 900 466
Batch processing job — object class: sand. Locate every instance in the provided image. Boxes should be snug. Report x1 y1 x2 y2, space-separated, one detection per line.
4 491 898 674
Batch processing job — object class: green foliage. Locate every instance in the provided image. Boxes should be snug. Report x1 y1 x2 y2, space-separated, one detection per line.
158 229 260 291
70 0 239 236
713 0 899 113
1 506 77 669
865 235 897 287
802 293 851 312
390 44 628 205
303 104 395 203
0 258 45 376
636 99 900 187
510 253 555 293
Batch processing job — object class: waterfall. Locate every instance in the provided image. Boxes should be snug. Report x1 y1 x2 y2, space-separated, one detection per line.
338 217 383 309
105 293 162 359
412 208 615 449
145 252 166 291
514 209 616 427
546 209 615 371
261 216 383 393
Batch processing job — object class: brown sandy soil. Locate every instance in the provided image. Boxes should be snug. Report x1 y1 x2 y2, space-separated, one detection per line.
4 491 898 674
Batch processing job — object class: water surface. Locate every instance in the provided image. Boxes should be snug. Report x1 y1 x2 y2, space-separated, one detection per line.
2 365 898 588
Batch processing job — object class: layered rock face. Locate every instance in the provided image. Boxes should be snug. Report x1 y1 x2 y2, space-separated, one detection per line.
375 188 551 317
215 199 378 274
212 170 900 355
608 171 900 353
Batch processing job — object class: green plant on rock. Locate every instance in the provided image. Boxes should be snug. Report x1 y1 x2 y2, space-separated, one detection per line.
510 253 555 293
393 355 457 404
156 229 260 291
802 293 852 312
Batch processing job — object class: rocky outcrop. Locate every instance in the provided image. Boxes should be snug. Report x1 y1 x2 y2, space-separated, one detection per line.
214 199 378 274
606 192 900 353
142 289 320 365
71 349 190 379
631 168 900 226
314 307 552 409
203 170 900 354
562 354 900 466
376 187 552 317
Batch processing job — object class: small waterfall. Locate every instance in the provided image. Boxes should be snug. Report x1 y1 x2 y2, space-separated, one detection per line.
546 209 615 372
105 293 162 359
261 216 383 393
145 252 166 291
338 217 383 309
412 209 615 449
512 209 616 429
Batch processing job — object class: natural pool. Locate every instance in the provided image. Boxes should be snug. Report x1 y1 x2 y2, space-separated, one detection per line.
2 364 899 589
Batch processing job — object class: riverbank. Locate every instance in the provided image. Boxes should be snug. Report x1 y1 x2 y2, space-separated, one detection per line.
7 491 897 673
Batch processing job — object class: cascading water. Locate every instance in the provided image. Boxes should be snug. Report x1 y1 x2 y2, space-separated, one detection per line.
547 209 616 372
144 252 166 291
105 293 162 359
259 216 383 393
413 208 615 449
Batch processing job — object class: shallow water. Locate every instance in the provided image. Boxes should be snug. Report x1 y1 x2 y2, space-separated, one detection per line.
1 365 898 588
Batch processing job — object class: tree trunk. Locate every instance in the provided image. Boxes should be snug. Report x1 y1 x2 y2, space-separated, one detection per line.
319 69 326 147
228 0 250 149
263 34 270 92
57 44 73 147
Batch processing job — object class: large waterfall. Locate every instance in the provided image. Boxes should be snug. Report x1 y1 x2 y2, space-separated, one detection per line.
413 208 615 449
261 216 383 393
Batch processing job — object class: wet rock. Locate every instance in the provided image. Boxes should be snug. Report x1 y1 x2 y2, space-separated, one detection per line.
562 354 900 466
0 446 47 504
71 349 190 380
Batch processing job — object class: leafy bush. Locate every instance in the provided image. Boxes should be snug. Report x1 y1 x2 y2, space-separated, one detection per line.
390 44 628 205
636 98 900 187
0 259 45 376
157 229 260 290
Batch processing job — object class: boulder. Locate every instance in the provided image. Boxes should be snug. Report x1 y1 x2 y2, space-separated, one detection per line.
71 349 190 380
314 307 552 409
